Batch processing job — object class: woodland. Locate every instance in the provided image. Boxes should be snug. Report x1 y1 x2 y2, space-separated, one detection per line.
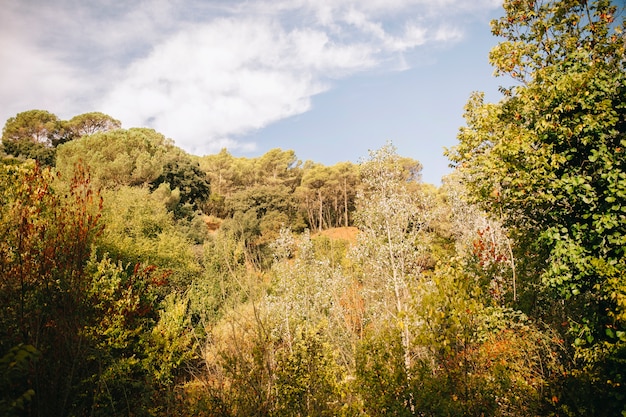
1 0 625 416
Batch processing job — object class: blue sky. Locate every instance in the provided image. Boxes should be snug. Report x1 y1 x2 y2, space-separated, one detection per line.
0 0 507 184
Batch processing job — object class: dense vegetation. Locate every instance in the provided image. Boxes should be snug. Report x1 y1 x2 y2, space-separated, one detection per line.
1 0 624 416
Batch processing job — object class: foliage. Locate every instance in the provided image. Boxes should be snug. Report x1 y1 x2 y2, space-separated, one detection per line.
447 0 626 414
355 328 413 417
413 261 563 417
0 344 40 417
268 229 354 366
63 112 121 141
350 143 428 401
56 127 173 188
0 139 56 166
97 185 201 290
1 110 60 165
150 155 211 215
199 301 276 417
5 11 626 409
0 160 198 416
1 110 121 165
273 326 344 417
1 110 60 145
296 161 360 231
83 257 193 416
0 161 102 415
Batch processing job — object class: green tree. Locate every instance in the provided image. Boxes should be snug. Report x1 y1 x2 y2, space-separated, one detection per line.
57 112 121 147
0 344 40 417
356 327 413 417
149 156 211 215
350 143 428 414
64 112 121 137
56 127 173 188
1 110 60 145
97 186 201 290
82 257 192 417
297 163 332 231
332 161 359 228
1 110 60 165
273 326 344 417
447 0 626 414
268 229 353 365
253 148 301 188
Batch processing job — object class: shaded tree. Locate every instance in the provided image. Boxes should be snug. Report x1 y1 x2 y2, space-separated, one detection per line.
150 156 211 215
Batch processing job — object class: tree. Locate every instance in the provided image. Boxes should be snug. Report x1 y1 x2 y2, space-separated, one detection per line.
297 163 332 231
447 0 626 414
97 185 201 290
268 229 352 362
149 156 211 215
350 143 428 413
273 326 343 417
1 110 61 165
56 127 173 188
64 112 121 137
1 110 60 145
333 161 359 227
56 112 121 147
253 148 301 188
0 161 103 416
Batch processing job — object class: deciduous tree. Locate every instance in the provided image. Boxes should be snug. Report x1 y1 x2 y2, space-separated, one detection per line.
447 0 626 413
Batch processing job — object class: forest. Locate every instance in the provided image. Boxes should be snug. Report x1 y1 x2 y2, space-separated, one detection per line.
1 0 625 416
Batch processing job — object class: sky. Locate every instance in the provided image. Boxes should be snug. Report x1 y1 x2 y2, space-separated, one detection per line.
0 0 509 184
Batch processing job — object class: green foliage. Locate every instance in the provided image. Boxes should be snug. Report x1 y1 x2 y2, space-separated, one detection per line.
0 344 40 417
1 110 61 165
226 184 300 242
1 110 121 165
56 127 173 188
447 0 626 414
268 229 353 365
199 148 357 232
355 328 413 417
8 38 626 412
1 139 56 166
0 161 103 415
296 161 359 230
413 261 562 417
63 112 121 140
199 301 276 417
83 256 192 416
2 110 60 145
150 156 211 215
274 326 344 417
97 186 201 290
350 143 428 383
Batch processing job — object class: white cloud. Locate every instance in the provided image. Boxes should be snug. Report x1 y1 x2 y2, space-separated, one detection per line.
0 36 88 120
0 0 501 154
99 17 380 153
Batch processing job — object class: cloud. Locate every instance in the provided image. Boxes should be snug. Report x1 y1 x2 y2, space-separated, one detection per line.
0 34 88 119
99 18 377 153
0 0 501 154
